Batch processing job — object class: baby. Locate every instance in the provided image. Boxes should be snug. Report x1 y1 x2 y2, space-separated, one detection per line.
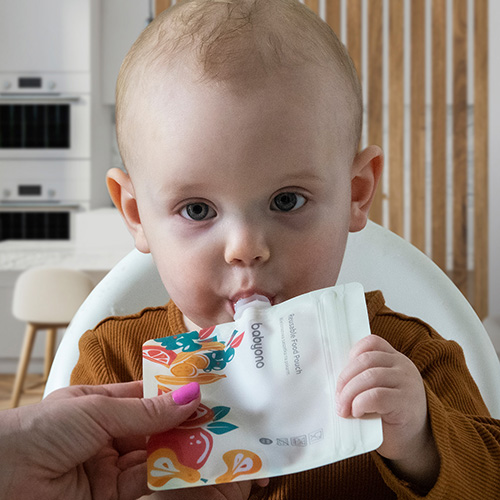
71 0 500 498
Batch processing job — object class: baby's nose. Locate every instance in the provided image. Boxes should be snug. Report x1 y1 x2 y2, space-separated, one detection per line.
224 223 270 266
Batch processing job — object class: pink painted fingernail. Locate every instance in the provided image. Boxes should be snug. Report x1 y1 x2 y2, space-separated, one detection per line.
171 382 200 405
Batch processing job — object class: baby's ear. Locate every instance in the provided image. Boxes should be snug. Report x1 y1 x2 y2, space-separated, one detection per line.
349 145 384 232
106 168 150 253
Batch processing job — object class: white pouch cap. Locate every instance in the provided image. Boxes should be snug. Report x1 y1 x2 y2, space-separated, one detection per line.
233 294 271 320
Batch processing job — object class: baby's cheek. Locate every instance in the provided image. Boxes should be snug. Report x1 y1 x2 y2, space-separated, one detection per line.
293 241 343 288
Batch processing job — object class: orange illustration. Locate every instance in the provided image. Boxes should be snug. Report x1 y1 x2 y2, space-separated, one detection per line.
154 346 229 384
215 449 263 484
156 372 225 385
148 448 200 488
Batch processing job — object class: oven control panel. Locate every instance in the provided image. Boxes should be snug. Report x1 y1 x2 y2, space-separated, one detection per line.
0 160 90 204
0 72 90 94
2 184 57 201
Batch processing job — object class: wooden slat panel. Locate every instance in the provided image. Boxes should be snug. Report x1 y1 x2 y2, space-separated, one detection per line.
410 0 426 251
346 0 363 81
326 0 341 35
474 0 489 318
388 0 404 237
367 0 383 224
452 0 468 295
431 0 447 270
155 0 171 16
304 0 319 15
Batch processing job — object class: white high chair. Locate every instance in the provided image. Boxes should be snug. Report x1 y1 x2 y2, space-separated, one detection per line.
43 221 500 418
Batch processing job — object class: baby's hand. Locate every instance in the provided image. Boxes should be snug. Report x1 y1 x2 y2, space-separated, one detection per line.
336 335 439 490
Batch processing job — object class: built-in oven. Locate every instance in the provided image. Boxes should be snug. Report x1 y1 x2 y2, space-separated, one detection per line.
0 73 90 159
0 73 91 240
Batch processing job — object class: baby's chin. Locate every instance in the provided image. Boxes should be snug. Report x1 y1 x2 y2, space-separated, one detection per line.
182 313 201 332
182 309 234 332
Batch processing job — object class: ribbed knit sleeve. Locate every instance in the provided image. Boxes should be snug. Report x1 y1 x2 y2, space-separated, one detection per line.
368 304 500 499
70 300 185 385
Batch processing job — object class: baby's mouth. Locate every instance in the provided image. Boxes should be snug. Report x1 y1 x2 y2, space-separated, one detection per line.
230 291 274 315
232 294 273 319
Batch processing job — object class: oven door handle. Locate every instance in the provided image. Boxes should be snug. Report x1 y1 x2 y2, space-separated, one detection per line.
0 94 81 104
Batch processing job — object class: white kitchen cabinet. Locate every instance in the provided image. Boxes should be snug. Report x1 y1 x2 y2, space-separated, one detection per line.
101 0 151 104
0 0 90 73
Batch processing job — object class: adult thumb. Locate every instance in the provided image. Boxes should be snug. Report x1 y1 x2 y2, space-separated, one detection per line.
85 382 201 440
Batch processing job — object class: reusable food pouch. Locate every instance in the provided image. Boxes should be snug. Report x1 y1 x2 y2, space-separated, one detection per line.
143 282 383 491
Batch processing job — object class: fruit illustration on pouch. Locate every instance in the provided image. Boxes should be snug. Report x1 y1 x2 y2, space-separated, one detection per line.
216 449 263 483
148 447 200 488
149 427 214 470
179 403 215 428
145 327 245 385
147 403 240 486
145 327 248 488
143 345 177 367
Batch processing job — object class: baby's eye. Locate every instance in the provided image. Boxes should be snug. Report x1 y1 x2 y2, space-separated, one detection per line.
270 192 307 212
180 203 216 221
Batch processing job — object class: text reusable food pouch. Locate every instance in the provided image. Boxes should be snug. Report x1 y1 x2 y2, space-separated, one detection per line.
143 282 383 491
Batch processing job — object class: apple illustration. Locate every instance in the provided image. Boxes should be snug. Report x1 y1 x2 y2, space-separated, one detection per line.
148 427 214 470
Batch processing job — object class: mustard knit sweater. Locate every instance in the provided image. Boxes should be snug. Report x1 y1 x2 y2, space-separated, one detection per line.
71 291 500 499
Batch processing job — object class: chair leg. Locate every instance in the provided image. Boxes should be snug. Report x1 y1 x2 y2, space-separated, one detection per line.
43 328 58 382
10 323 38 408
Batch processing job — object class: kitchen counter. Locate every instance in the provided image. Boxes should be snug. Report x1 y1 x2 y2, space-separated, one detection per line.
0 239 131 271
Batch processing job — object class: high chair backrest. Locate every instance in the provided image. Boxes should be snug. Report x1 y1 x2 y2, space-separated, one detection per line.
43 221 500 418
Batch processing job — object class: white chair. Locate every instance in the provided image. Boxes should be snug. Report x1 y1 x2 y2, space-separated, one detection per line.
43 221 500 419
11 267 94 408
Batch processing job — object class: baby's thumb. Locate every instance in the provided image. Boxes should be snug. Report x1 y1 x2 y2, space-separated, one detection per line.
96 382 201 439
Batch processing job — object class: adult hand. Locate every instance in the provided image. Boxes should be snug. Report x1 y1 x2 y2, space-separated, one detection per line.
149 478 270 500
335 335 440 491
1 380 201 500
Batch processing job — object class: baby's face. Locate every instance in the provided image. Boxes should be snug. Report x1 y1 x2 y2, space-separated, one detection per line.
128 66 359 329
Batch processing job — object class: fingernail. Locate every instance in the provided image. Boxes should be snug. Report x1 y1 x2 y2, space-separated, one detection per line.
171 382 200 405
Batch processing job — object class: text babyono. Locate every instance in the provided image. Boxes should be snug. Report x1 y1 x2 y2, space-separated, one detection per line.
251 323 265 368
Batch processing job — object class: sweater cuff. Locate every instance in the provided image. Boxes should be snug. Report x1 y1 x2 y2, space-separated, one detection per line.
370 384 450 499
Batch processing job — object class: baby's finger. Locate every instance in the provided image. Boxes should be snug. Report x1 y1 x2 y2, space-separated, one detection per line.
255 477 270 487
336 365 397 418
348 335 396 361
350 386 402 419
336 349 395 399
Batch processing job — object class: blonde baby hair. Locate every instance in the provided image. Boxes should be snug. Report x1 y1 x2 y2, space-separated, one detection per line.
116 0 362 170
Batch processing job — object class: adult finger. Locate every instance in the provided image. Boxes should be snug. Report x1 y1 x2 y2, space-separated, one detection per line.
117 462 150 500
77 382 202 440
45 380 145 402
